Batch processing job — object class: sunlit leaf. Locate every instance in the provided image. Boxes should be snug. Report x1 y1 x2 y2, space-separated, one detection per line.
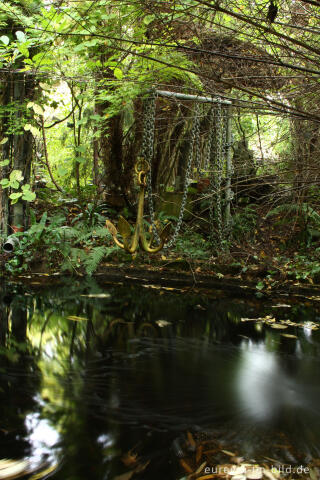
0 36 9 45
15 31 26 43
32 104 44 116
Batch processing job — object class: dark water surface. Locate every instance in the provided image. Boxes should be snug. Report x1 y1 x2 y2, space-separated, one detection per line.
0 278 320 479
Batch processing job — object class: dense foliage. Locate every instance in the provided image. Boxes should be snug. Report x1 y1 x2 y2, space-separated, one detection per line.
1 0 320 281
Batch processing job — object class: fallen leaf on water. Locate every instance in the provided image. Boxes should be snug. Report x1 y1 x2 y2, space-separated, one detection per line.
263 468 278 480
134 461 150 474
269 324 288 329
221 449 236 456
271 304 291 308
0 459 29 479
187 431 196 451
195 461 207 474
155 320 171 327
179 458 193 474
121 451 138 467
29 464 59 480
281 333 298 339
245 465 263 479
309 467 319 480
231 456 245 465
196 445 203 463
304 322 319 330
241 318 260 322
67 316 88 322
113 471 134 480
228 465 246 475
80 294 111 298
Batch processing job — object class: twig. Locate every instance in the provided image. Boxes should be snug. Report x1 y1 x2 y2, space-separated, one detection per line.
40 117 63 193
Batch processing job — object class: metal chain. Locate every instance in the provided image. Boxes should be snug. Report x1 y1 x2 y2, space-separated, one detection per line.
208 107 217 244
194 105 201 174
223 109 234 236
140 89 162 245
215 101 224 249
204 106 215 171
165 103 200 249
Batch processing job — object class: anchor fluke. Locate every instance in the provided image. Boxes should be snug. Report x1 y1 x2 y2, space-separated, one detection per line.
118 216 132 239
105 219 117 237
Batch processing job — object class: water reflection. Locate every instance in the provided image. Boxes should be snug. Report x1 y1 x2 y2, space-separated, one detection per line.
0 280 320 478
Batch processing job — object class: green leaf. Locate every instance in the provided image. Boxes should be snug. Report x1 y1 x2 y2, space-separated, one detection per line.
24 124 32 131
143 15 155 25
26 102 34 109
18 43 29 58
15 31 26 43
22 191 36 202
0 137 8 145
10 170 24 182
32 104 44 116
0 179 9 187
39 82 50 91
114 67 123 80
0 159 9 167
76 156 86 164
30 126 41 138
74 145 86 153
57 166 68 177
11 180 20 189
0 35 9 46
9 192 23 200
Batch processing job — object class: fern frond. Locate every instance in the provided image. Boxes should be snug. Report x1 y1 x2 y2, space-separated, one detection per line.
83 246 116 276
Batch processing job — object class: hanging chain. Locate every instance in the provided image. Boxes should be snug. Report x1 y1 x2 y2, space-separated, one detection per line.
208 107 217 244
194 105 201 174
165 103 200 249
140 89 162 245
215 100 224 249
140 93 229 251
204 106 215 171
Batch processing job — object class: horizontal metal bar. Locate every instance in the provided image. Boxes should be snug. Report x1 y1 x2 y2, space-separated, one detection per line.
156 89 232 105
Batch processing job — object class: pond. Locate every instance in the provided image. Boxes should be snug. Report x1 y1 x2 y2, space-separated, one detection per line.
0 278 320 479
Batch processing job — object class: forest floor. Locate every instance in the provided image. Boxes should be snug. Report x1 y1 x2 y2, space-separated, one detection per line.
1 198 320 295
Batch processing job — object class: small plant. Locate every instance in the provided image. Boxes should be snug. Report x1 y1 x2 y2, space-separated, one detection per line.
4 209 117 276
231 205 258 240
173 227 210 259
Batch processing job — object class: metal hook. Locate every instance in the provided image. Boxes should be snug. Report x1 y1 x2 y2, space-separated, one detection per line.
106 159 171 253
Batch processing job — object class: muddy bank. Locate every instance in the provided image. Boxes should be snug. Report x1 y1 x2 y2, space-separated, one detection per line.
2 260 320 299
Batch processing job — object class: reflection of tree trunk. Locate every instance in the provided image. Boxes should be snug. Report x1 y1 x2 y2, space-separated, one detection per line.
11 304 27 343
0 302 8 346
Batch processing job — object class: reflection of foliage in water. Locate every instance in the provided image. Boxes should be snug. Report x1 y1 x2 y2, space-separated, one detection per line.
0 287 41 460
0 279 320 478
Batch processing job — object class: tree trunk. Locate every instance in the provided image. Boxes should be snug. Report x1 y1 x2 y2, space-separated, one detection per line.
0 72 35 234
